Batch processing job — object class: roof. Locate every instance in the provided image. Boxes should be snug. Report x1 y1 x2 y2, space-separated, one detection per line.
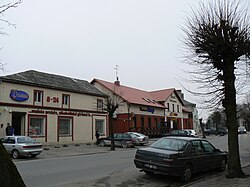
91 79 165 108
149 89 184 105
0 70 107 97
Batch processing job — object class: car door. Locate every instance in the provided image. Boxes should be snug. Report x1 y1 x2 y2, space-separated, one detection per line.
200 140 221 169
190 140 210 172
115 133 123 146
2 137 16 154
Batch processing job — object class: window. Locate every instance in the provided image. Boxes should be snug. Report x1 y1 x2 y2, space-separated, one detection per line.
154 118 158 127
148 117 152 128
141 117 145 129
34 90 43 105
58 117 72 136
172 104 175 112
29 116 46 136
95 119 105 135
201 140 215 153
192 140 204 154
167 103 170 111
62 94 70 108
177 105 180 113
97 99 103 111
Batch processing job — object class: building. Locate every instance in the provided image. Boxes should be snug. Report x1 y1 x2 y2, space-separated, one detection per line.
91 79 195 136
149 89 193 130
0 70 108 144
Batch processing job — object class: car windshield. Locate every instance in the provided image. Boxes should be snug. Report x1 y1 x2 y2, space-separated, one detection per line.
17 137 35 143
150 138 188 151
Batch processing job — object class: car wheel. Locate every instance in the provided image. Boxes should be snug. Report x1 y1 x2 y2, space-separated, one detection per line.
121 141 127 148
144 170 154 175
99 140 106 147
217 158 227 171
180 164 192 183
12 150 20 159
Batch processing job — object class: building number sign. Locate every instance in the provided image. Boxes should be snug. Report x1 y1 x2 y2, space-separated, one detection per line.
46 96 59 103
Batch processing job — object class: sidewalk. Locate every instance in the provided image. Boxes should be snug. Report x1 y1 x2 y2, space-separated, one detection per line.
39 142 250 187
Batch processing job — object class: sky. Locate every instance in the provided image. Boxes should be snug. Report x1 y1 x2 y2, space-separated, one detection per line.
0 0 249 120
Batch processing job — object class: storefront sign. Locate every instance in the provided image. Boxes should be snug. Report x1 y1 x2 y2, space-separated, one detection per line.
10 89 29 102
140 107 155 114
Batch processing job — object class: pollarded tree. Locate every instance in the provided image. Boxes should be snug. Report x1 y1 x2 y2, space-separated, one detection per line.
182 0 250 178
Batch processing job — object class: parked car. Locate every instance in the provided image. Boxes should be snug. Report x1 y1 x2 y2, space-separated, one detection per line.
134 136 228 182
126 132 149 145
98 133 137 148
238 126 247 134
1 136 43 159
164 130 197 138
185 129 198 138
204 127 228 136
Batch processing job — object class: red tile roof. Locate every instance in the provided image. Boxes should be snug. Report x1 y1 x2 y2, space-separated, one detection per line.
91 79 165 108
149 89 175 102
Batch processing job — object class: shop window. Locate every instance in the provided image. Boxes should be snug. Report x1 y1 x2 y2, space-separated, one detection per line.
58 117 72 136
29 116 46 136
62 94 70 108
97 99 103 112
34 90 43 106
95 119 105 135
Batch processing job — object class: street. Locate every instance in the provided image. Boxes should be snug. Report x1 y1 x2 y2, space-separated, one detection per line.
15 133 250 187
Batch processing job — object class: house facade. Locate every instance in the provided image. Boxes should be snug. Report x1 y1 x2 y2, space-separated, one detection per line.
91 79 195 136
0 70 108 144
91 79 166 136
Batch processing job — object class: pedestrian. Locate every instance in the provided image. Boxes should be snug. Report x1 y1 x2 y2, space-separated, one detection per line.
10 125 15 136
5 123 12 136
95 129 100 144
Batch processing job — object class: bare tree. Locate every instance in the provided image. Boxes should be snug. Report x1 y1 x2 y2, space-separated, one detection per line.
0 1 25 187
182 0 250 178
102 85 124 151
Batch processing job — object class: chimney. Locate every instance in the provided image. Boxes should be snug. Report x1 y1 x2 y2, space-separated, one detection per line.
114 80 120 86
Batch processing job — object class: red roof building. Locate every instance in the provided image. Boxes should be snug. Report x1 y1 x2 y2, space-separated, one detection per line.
91 79 194 136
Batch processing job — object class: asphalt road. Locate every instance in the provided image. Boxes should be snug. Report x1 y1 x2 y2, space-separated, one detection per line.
15 133 250 187
16 150 136 187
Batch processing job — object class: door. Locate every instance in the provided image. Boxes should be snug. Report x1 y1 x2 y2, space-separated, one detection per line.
12 112 26 135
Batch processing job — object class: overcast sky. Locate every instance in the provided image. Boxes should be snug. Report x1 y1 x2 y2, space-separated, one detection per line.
1 0 249 120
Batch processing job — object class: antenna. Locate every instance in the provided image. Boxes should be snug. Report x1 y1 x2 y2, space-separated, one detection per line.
115 65 119 81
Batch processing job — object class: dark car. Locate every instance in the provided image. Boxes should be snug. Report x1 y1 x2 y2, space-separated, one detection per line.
134 137 228 182
164 130 197 138
1 136 43 159
205 127 228 136
98 133 137 148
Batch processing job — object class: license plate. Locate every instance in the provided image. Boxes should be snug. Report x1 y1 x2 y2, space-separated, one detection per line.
144 164 157 169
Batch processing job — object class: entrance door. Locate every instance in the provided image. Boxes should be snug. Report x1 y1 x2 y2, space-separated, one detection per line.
12 112 26 135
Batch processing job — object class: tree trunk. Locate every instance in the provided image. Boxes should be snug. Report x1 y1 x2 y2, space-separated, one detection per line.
0 142 26 187
223 59 245 178
199 118 206 138
109 116 115 151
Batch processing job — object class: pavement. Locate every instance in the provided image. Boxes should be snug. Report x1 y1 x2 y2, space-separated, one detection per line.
37 142 250 187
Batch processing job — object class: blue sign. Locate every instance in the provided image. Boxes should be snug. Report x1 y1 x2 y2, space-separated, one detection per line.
10 89 29 102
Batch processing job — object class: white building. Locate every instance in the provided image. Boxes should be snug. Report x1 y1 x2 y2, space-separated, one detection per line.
0 70 108 144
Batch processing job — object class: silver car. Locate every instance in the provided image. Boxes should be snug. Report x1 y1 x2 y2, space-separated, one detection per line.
127 132 149 145
1 136 43 159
